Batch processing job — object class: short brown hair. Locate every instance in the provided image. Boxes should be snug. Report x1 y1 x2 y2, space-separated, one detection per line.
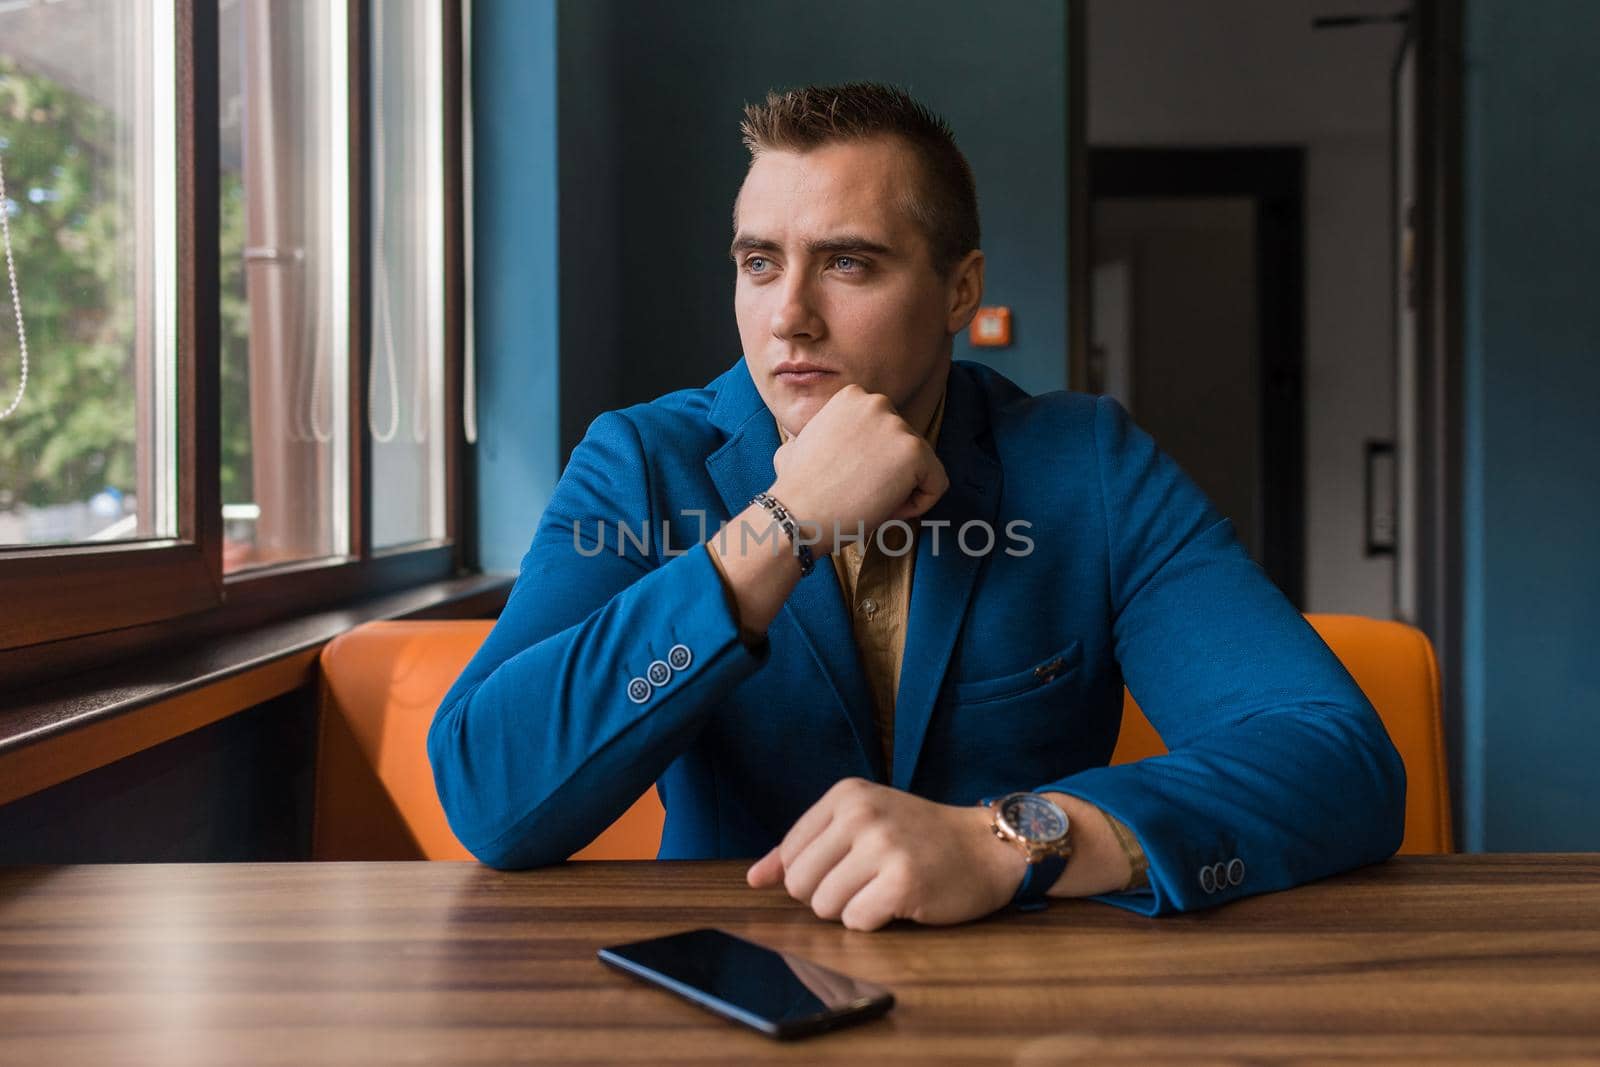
739 82 980 276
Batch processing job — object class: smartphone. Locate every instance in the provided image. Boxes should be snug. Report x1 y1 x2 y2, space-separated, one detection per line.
597 927 895 1040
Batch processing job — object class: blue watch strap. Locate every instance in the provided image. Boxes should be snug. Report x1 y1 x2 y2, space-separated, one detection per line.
1011 852 1068 912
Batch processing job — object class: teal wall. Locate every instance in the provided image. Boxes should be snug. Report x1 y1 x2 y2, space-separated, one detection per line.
472 0 1074 569
555 0 623 464
1461 0 1600 849
606 0 1072 408
471 0 561 573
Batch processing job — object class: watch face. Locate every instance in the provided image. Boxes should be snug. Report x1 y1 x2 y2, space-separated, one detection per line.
1002 794 1068 843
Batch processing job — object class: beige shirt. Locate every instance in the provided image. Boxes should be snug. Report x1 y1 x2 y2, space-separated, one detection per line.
779 387 946 781
708 386 1148 893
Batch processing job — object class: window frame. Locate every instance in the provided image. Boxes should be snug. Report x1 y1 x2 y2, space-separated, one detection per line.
0 0 470 686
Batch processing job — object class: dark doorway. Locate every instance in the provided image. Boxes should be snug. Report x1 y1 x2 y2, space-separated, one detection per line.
1089 147 1305 607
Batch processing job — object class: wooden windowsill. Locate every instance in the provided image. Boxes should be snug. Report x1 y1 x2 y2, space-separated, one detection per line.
0 573 514 807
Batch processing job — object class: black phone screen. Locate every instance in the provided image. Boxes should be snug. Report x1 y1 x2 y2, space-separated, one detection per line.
597 927 895 1039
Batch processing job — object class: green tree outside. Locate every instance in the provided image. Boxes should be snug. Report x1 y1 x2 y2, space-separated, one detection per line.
0 57 251 525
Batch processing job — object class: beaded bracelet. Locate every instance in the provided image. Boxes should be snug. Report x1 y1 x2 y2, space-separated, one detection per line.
750 491 817 577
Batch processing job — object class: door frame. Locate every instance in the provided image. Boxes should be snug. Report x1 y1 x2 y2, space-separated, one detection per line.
1408 0 1466 844
1085 147 1307 608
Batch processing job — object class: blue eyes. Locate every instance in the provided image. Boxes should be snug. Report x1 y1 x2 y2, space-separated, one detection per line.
740 255 866 275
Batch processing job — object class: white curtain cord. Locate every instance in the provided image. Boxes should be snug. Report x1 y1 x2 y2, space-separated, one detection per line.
247 245 334 446
0 151 31 422
285 246 333 444
306 270 334 442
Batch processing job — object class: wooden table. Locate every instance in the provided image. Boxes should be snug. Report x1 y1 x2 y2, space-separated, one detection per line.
2 856 1598 1064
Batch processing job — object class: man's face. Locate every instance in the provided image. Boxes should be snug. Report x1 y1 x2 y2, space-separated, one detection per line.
731 137 972 437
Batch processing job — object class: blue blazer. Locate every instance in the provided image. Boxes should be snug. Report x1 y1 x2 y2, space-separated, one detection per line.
428 357 1406 916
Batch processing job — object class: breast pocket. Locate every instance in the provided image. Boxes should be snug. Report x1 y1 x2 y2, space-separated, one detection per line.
950 639 1083 706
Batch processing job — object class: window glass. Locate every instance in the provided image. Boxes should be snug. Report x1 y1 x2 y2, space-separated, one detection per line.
0 0 177 548
219 0 351 573
369 0 447 550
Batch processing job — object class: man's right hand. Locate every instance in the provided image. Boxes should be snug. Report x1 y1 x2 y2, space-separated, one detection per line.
768 384 950 557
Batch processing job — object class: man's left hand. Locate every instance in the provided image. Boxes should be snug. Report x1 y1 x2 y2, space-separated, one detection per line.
745 777 1028 931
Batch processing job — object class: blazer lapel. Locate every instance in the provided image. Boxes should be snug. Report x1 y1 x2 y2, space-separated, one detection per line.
704 359 883 781
892 363 1001 791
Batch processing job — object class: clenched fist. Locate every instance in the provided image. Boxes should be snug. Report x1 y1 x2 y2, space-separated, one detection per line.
769 385 949 557
746 778 1029 932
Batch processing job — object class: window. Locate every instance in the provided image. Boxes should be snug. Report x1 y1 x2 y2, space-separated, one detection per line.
219 0 351 572
369 0 448 550
0 0 178 549
0 0 468 669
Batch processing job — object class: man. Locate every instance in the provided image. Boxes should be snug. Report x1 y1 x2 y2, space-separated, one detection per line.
428 83 1406 930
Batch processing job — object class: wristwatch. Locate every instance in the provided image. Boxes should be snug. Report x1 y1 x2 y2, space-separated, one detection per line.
983 792 1073 912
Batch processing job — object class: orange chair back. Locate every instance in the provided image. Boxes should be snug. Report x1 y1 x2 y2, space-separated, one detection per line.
315 613 1450 861
313 619 664 860
1110 613 1453 853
